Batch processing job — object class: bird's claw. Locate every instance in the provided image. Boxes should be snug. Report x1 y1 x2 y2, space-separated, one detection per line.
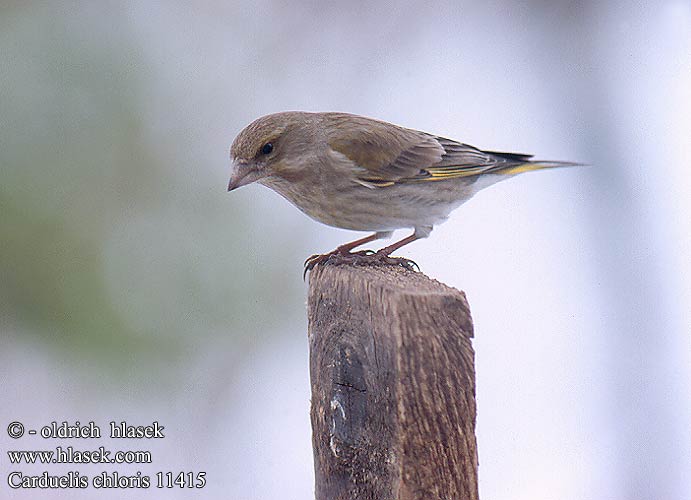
303 253 331 278
303 249 418 279
372 253 420 272
303 251 352 279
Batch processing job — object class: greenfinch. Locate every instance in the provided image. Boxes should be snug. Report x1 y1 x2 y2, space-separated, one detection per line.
228 111 577 271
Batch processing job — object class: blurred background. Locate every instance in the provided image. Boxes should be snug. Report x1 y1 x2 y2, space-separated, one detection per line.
1 1 689 499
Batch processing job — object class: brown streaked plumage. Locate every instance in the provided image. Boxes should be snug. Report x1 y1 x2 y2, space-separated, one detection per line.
228 111 579 272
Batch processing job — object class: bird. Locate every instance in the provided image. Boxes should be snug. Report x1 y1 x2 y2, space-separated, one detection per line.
227 111 578 273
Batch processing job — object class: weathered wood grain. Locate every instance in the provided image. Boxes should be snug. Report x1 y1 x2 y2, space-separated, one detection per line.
308 264 477 500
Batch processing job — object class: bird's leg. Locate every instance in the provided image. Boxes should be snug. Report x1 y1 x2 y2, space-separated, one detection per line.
365 226 431 270
304 231 391 276
368 231 422 271
375 233 420 257
334 232 381 254
304 227 429 277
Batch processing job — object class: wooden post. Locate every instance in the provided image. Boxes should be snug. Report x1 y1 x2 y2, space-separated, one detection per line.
308 264 477 500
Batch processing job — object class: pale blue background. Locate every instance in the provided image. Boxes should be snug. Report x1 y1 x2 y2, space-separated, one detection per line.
2 2 690 499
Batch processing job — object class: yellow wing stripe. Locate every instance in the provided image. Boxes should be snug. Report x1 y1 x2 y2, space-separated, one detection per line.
425 162 554 180
426 167 487 178
359 161 576 186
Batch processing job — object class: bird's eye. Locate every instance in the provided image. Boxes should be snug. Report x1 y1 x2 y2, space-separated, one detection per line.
260 143 274 155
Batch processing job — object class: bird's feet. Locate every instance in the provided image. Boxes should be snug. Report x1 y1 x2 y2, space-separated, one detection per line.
303 249 372 278
303 249 418 278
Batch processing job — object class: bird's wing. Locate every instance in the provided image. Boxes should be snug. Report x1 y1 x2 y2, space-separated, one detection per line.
416 137 535 180
323 113 545 188
326 115 445 187
426 138 582 179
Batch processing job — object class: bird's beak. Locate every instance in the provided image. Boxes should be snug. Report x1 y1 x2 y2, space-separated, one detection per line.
227 160 261 191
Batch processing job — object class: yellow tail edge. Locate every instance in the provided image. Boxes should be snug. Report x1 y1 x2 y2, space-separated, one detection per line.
499 160 584 175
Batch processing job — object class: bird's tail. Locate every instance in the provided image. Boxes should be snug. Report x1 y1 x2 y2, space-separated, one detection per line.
493 160 584 176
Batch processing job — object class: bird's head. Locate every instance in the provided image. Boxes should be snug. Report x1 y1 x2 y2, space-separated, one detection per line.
228 111 317 191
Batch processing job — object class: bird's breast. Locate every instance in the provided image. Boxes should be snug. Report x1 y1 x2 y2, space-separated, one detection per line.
260 173 478 232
